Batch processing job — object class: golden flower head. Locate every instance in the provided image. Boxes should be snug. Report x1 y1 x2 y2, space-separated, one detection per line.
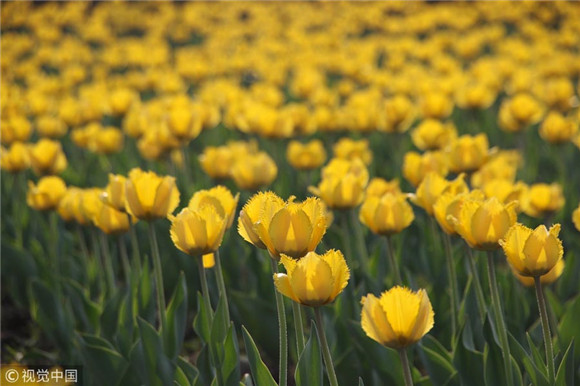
366 178 402 198
482 179 528 207
238 191 285 250
360 192 415 236
93 127 124 154
511 259 564 287
420 91 453 119
188 185 239 229
451 196 518 251
332 137 373 165
411 173 468 216
102 173 127 212
539 111 578 144
57 187 83 223
231 151 277 191
274 250 350 307
1 142 30 173
93 199 131 235
402 151 449 188
522 183 565 218
361 286 434 349
170 205 228 257
29 139 68 175
500 223 564 277
286 139 327 171
125 168 180 221
381 94 416 133
27 176 67 211
411 120 457 151
309 158 369 209
433 190 485 235
573 203 580 232
446 134 490 173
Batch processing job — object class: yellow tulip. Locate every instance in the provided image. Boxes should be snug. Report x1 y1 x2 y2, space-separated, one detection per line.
1 115 32 145
412 173 468 216
0 142 30 173
539 111 578 144
273 250 350 307
231 152 277 191
447 134 490 173
433 190 485 235
522 183 565 218
420 91 453 119
511 259 564 287
361 286 434 349
500 223 563 277
109 88 136 116
309 158 369 209
402 151 449 188
93 127 124 154
57 187 83 222
451 197 518 250
573 204 580 232
470 150 522 188
286 140 327 171
411 120 457 151
169 205 227 257
188 185 239 229
482 179 528 207
36 115 67 138
366 178 402 198
456 81 495 110
93 199 131 235
102 174 127 212
332 138 373 165
29 139 68 175
125 168 180 221
80 188 104 225
359 193 414 236
27 176 67 211
381 94 415 133
238 191 285 250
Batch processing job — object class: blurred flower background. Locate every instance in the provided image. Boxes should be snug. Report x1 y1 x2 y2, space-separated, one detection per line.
1 2 580 386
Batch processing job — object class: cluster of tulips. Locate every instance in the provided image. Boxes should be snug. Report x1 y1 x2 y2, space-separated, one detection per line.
2 1 580 386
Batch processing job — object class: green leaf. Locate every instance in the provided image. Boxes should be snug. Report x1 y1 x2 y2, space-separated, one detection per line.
241 325 277 386
558 295 580 368
358 377 364 386
482 317 522 386
193 292 211 344
241 374 254 386
177 357 200 386
138 261 156 323
174 366 191 386
211 294 229 357
509 333 549 386
555 339 574 386
100 290 125 342
453 325 485 386
222 325 241 386
295 321 323 386
527 332 548 375
78 333 129 386
419 336 458 386
138 317 176 386
194 345 213 386
63 279 101 332
164 272 188 360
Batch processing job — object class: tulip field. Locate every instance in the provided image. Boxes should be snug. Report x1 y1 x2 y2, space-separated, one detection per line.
3 2 580 386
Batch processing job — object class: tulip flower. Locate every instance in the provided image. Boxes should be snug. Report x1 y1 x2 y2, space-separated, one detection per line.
286 139 327 171
189 185 239 229
481 179 527 207
420 91 453 119
332 137 373 165
539 111 578 144
93 127 124 154
36 116 67 138
412 173 467 216
365 178 402 198
411 120 457 151
511 259 564 287
27 176 67 211
1 115 32 145
521 183 564 218
573 204 580 232
29 139 68 175
402 151 449 188
274 250 350 307
124 168 180 221
169 206 228 258
0 142 30 173
309 158 369 209
381 94 416 133
231 151 277 190
359 192 414 236
93 199 131 235
102 174 127 212
238 191 285 250
433 190 485 236
57 187 83 223
446 134 490 173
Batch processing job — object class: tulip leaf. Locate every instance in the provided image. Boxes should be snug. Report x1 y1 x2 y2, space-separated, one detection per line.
138 261 156 323
241 325 278 386
100 290 125 342
526 332 548 375
418 336 458 386
295 321 323 386
77 333 129 386
193 292 211 344
453 326 485 386
358 377 364 386
63 278 101 333
558 295 580 369
195 345 214 386
177 357 200 386
211 294 229 351
174 366 191 386
221 325 241 386
508 333 549 386
554 339 574 386
164 272 188 360
138 317 176 386
241 373 254 386
482 318 522 386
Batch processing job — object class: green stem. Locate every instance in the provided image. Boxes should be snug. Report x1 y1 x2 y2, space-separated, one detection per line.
99 232 116 295
90 228 105 299
466 247 487 321
197 256 213 318
128 215 142 273
118 237 132 286
14 172 25 248
486 251 513 384
534 276 555 385
292 301 306 355
443 233 458 346
50 211 61 296
351 208 369 272
213 249 230 322
148 222 166 331
398 348 414 386
385 235 402 285
314 307 339 386
271 258 288 386
77 225 91 284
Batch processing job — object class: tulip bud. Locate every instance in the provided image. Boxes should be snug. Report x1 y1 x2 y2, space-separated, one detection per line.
360 193 415 236
170 206 228 257
27 176 67 211
125 168 180 221
29 139 68 175
286 140 327 171
1 142 30 173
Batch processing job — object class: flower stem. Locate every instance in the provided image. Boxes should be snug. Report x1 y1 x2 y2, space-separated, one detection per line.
213 250 230 322
128 215 142 273
118 237 132 285
466 247 487 321
398 348 413 386
314 307 339 386
385 235 402 285
99 232 116 295
534 276 555 384
49 211 61 296
270 258 288 386
147 222 166 331
351 208 369 272
292 301 306 355
486 251 513 384
443 233 458 346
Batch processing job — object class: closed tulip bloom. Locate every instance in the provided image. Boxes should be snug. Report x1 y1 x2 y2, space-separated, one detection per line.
508 93 544 126
1 142 30 173
189 185 239 229
470 150 522 188
573 204 580 232
500 223 563 277
29 139 68 175
512 259 564 287
420 91 453 119
447 134 490 173
1 115 32 145
310 173 366 210
482 179 528 207
109 88 136 116
366 178 402 198
93 200 131 235
402 151 449 187
333 138 373 165
433 190 485 235
238 191 285 250
452 197 518 250
274 250 349 307
361 286 434 349
381 94 416 133
522 183 565 218
412 173 468 216
456 82 495 110
125 168 180 221
102 174 127 212
539 111 578 144
36 115 67 138
231 152 277 190
411 120 457 150
286 140 327 171
27 176 67 211
199 146 234 179
170 205 227 257
360 193 414 236
57 187 83 222
93 127 124 154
